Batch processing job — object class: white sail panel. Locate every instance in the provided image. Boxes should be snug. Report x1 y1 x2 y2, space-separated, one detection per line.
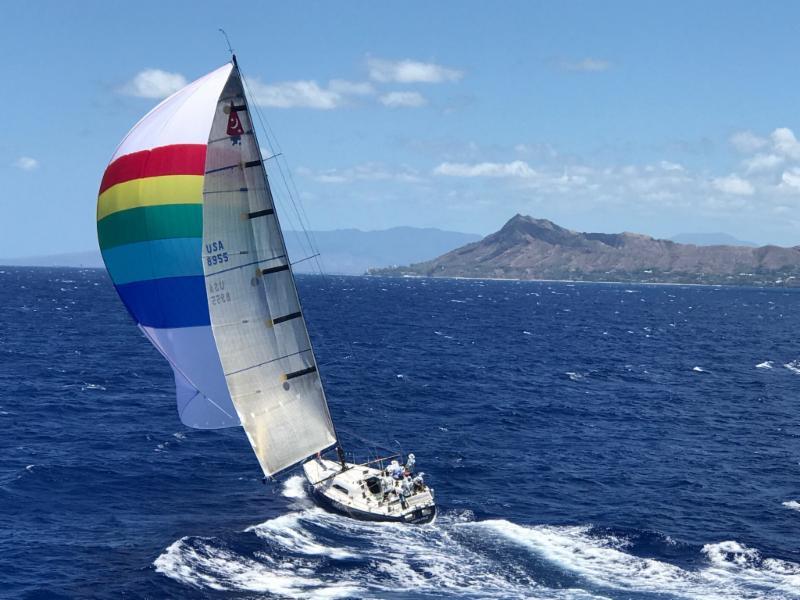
139 324 240 429
202 69 336 475
112 64 233 160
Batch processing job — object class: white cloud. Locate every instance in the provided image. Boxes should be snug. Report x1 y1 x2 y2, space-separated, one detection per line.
367 57 463 83
379 91 427 108
559 58 611 72
119 69 188 99
328 79 375 96
248 79 343 109
711 174 755 195
434 160 538 178
298 163 423 184
730 130 768 153
12 156 39 171
658 160 684 171
780 167 800 190
247 78 376 109
770 127 800 160
743 153 783 173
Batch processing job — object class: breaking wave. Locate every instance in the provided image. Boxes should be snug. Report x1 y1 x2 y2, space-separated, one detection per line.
154 477 800 599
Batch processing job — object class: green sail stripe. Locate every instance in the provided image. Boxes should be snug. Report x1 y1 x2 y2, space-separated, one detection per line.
97 204 202 250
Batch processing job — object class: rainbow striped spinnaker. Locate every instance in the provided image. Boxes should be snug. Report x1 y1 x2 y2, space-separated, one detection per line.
97 61 337 475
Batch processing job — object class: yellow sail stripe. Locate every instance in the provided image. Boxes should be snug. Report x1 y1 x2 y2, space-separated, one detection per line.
97 175 204 221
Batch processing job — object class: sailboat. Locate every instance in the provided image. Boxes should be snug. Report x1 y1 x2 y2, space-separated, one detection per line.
96 56 436 524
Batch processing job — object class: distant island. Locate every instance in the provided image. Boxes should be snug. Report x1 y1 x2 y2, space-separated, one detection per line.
0 227 481 276
370 214 800 287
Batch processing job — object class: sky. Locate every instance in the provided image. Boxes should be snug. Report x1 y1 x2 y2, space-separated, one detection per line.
3 1 800 257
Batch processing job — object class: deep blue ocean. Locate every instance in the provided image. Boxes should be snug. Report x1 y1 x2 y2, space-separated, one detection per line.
2 267 800 599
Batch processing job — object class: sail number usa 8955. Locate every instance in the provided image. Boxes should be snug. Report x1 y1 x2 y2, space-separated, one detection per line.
206 240 229 267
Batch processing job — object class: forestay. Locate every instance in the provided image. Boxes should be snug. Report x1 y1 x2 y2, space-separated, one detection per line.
202 68 337 476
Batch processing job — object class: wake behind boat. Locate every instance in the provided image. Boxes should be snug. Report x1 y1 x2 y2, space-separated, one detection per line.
96 53 436 524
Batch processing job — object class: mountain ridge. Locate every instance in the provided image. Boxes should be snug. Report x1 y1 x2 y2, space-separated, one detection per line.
370 214 800 286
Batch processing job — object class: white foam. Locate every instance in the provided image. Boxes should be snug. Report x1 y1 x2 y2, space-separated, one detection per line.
692 366 710 373
155 507 800 599
784 360 800 375
81 383 106 391
478 520 800 599
154 536 362 598
247 512 359 560
155 506 604 598
783 500 800 512
756 361 774 369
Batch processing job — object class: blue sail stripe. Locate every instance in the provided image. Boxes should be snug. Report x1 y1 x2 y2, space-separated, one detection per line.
102 238 203 285
115 276 210 328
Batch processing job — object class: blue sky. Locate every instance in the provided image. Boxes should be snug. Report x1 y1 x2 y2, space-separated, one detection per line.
4 1 800 256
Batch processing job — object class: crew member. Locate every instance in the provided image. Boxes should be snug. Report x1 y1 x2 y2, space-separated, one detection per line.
405 453 416 475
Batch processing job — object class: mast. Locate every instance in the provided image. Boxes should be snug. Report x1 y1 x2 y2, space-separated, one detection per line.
233 55 347 470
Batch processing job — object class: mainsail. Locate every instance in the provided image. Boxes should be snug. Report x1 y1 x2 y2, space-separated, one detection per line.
97 60 337 476
202 68 337 475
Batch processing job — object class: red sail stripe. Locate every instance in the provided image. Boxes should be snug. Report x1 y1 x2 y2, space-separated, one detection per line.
99 144 207 195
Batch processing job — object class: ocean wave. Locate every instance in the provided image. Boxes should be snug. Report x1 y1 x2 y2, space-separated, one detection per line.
153 477 800 599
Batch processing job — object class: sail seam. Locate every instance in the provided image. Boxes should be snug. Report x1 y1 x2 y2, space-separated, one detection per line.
205 255 286 277
224 348 312 377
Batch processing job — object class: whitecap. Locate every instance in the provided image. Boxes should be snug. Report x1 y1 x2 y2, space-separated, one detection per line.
784 360 800 375
783 500 800 512
692 366 710 373
756 361 774 369
81 383 106 391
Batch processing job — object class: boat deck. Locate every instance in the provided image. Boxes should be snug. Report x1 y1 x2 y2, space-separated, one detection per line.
303 457 436 523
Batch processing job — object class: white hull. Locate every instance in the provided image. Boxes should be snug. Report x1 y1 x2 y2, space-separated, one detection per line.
303 457 436 524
